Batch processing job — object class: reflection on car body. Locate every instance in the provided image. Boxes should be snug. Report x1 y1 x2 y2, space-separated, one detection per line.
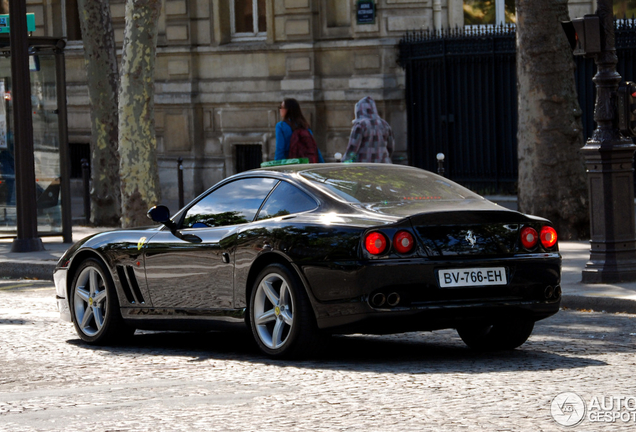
54 163 561 358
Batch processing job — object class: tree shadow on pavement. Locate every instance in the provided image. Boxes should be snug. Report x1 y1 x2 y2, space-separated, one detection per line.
0 318 28 325
65 314 611 375
531 309 636 354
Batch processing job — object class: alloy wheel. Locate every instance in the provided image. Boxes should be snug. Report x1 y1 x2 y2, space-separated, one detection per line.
73 265 109 337
252 272 295 349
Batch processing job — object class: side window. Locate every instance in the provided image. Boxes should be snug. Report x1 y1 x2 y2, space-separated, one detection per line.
257 181 317 221
183 178 278 228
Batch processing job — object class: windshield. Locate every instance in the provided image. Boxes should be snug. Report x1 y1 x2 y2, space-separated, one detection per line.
299 165 481 204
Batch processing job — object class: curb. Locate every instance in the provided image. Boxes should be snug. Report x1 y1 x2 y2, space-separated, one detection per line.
0 262 55 281
561 295 636 315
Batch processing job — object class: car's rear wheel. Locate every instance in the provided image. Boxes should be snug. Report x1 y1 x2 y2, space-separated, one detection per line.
70 258 134 344
249 264 322 358
457 319 534 351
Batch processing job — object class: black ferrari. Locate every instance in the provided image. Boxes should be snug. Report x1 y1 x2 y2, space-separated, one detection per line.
54 163 561 358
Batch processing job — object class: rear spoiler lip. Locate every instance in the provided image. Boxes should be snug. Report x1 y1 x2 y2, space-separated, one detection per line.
406 209 550 226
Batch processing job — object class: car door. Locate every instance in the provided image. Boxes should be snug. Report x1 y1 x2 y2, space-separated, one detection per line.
143 177 279 310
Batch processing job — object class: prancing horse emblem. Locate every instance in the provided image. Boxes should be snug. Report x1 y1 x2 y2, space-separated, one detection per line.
465 230 477 247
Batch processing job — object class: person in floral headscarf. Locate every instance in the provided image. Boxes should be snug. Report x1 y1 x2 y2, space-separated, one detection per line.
343 96 394 163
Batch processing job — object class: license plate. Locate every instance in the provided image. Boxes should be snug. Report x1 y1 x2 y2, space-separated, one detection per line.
438 267 507 288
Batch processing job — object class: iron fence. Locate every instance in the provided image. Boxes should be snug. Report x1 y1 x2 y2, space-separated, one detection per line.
398 19 636 194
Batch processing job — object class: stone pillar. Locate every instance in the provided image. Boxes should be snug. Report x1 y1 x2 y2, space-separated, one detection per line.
447 0 464 28
433 0 442 30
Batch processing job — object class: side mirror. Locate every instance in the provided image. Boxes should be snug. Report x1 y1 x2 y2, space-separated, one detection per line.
147 205 200 243
147 205 177 231
147 205 170 222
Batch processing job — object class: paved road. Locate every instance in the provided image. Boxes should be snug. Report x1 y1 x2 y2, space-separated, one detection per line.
1 282 635 432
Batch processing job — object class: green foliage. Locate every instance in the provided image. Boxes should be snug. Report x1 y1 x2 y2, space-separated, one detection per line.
614 0 636 18
258 209 291 221
184 211 248 228
464 0 516 25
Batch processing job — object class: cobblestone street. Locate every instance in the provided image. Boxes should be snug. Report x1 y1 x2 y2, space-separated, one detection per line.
1 282 635 431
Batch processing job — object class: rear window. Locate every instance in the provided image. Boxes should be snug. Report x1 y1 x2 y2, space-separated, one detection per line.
299 165 480 204
257 181 317 220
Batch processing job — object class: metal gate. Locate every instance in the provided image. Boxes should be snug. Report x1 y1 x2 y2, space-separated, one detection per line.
398 26 518 194
398 19 636 195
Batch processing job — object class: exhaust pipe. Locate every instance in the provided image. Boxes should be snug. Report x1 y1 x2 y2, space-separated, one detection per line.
544 286 554 299
370 293 386 308
386 292 401 307
554 285 562 299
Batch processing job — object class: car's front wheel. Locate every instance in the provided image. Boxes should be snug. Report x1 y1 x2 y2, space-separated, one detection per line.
457 319 534 351
70 258 133 344
249 264 322 358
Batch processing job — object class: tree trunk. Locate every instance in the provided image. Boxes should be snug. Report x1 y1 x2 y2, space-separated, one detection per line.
118 0 162 228
516 0 589 240
77 0 121 226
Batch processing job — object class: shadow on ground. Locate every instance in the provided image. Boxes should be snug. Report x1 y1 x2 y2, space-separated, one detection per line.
62 309 631 374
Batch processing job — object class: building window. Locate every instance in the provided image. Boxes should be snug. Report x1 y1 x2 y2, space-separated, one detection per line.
68 143 90 179
464 0 515 26
235 144 262 173
615 1 636 18
65 0 82 41
231 0 267 40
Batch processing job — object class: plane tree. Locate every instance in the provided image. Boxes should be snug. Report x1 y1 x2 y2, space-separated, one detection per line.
78 0 162 228
516 0 589 240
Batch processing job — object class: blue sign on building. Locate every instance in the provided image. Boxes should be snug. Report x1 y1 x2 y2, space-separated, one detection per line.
357 0 375 25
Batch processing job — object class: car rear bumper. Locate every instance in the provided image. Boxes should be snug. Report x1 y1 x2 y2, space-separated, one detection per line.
302 253 562 331
314 297 560 332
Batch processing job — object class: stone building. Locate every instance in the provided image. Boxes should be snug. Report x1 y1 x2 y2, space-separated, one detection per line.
25 0 601 203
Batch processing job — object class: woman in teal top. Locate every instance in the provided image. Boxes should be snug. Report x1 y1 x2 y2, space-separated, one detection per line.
275 98 324 162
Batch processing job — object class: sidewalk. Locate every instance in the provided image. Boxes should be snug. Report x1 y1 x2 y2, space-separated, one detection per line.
1 225 636 314
0 226 106 280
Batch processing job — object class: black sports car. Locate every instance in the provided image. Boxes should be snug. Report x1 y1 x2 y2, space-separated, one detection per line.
54 163 561 358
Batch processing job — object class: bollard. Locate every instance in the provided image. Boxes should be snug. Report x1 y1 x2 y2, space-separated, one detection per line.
436 153 445 177
81 158 90 225
177 157 184 209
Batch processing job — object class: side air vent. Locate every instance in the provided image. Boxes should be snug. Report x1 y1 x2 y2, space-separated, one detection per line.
116 265 146 304
116 266 135 303
125 266 146 304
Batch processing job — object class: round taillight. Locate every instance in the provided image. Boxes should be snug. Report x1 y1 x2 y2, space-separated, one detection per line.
365 232 388 255
520 227 538 250
540 226 558 248
393 231 415 254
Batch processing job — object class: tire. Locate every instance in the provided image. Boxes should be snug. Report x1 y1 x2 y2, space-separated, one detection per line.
70 258 134 345
248 263 323 359
457 319 534 351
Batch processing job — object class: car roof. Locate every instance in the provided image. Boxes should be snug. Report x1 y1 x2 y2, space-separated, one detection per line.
253 162 419 176
177 163 514 223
